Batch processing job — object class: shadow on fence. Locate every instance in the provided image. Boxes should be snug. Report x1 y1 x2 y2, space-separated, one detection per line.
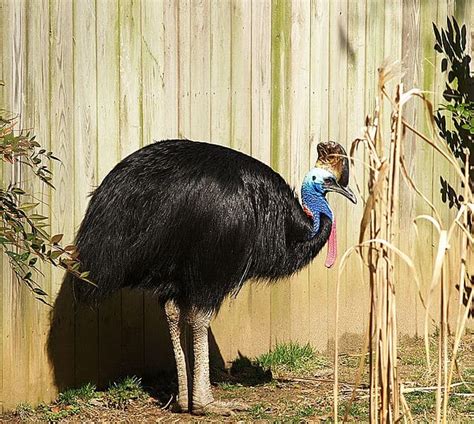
47 275 227 394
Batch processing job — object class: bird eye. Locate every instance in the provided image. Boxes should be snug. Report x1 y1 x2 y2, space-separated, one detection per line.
312 176 316 181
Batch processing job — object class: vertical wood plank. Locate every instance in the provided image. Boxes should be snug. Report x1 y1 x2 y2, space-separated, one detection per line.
207 0 234 364
248 0 272 358
209 0 231 147
119 0 144 377
228 0 253 359
189 0 210 141
0 0 6 408
327 0 348 342
270 0 292 347
0 0 27 410
401 0 423 336
344 0 370 337
142 0 178 144
24 0 51 403
289 0 311 344
141 0 177 374
96 0 122 387
309 0 330 351
177 0 191 139
73 0 99 386
49 0 75 394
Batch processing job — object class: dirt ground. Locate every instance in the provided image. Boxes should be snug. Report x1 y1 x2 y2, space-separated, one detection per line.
1 333 473 423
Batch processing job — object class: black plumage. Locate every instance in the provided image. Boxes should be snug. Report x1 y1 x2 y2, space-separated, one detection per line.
74 139 331 312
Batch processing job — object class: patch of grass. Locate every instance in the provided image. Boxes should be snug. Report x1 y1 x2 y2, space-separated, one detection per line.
402 391 473 417
256 342 327 374
15 403 34 420
464 367 474 379
453 379 473 395
400 354 426 367
339 399 370 421
248 403 271 419
293 404 316 419
18 384 98 422
405 392 436 416
33 402 80 422
338 353 369 369
43 406 81 422
105 376 146 409
217 381 244 391
57 382 97 406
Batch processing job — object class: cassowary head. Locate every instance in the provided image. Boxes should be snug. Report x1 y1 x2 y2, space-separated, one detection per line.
301 141 356 268
302 141 357 204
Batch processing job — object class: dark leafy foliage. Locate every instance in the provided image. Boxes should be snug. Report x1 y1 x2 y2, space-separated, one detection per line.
433 17 473 317
433 17 473 208
0 102 90 304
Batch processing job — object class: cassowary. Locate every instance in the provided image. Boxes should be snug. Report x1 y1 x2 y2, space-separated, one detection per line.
73 139 356 415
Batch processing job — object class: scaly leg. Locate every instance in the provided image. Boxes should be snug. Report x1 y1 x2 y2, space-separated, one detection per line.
187 307 248 415
164 300 189 412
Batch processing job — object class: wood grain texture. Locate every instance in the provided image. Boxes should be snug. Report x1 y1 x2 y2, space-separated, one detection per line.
210 0 231 147
118 0 144 378
248 0 272 357
229 0 254 358
96 0 122 387
270 0 292 347
141 0 177 377
208 0 235 363
73 0 99 386
344 0 369 338
49 0 75 398
309 0 330 351
401 0 424 336
327 0 348 341
24 0 51 404
289 0 311 344
1 0 27 410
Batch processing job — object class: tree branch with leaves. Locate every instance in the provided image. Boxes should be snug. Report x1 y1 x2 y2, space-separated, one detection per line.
1 92 91 304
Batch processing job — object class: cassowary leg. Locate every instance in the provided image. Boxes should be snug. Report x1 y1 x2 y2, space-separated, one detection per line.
187 308 213 413
187 308 248 416
164 300 189 412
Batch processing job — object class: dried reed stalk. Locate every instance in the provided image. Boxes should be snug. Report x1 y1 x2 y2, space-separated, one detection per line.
333 62 473 423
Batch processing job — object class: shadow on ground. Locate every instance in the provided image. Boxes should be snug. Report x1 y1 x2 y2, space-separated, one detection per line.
47 276 268 403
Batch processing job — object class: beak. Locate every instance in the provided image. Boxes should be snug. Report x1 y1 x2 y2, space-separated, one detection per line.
324 180 357 204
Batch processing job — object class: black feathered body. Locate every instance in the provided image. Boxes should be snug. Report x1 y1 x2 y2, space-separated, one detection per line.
74 139 331 311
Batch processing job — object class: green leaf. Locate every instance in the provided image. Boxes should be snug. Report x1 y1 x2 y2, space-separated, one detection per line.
50 233 63 244
19 202 39 211
32 287 48 296
441 58 448 72
29 214 48 221
11 187 25 195
49 250 62 260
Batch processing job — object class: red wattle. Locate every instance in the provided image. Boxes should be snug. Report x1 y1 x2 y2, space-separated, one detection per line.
325 218 337 268
302 204 313 219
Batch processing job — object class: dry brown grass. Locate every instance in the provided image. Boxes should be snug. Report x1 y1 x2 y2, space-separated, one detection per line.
333 62 473 423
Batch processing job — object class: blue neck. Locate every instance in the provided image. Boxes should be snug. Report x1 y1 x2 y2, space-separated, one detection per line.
301 186 333 238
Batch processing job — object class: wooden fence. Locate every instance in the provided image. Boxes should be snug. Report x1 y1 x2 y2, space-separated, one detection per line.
0 0 472 411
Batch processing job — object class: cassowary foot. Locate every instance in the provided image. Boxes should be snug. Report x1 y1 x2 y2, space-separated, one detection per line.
171 397 189 413
192 400 250 416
